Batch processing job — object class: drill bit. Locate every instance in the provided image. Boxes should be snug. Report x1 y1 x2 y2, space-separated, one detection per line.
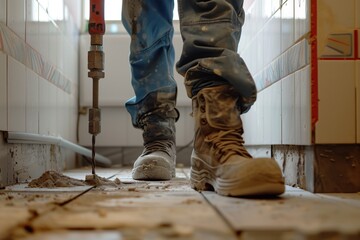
88 75 102 176
90 76 100 175
91 135 96 175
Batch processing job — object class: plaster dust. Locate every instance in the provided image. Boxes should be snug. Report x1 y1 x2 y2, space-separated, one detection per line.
85 174 121 187
28 171 121 188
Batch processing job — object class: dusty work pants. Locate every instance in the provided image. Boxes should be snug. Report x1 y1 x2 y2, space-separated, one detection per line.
122 0 256 128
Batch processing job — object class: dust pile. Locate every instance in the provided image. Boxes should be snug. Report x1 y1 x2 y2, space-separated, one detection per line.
85 174 121 187
28 171 121 188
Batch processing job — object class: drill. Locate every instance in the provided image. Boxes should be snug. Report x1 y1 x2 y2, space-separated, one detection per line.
88 0 105 175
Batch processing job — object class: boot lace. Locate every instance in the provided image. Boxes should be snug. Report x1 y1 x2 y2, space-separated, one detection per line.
143 140 174 157
205 129 251 163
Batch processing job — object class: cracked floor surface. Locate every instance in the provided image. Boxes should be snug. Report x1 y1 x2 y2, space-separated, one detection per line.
1 167 360 240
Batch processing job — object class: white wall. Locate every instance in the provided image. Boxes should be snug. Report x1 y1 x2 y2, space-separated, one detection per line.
241 0 311 145
0 0 80 143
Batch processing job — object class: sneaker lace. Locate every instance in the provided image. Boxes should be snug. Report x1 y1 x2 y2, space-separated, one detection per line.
143 140 174 157
204 129 251 163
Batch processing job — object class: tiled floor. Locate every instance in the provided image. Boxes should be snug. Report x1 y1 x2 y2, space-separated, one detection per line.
1 167 360 240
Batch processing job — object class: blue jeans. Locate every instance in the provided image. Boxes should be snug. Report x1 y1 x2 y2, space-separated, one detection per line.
122 0 256 129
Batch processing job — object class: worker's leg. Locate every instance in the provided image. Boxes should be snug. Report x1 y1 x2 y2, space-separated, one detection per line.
176 0 256 113
176 0 285 196
122 0 178 180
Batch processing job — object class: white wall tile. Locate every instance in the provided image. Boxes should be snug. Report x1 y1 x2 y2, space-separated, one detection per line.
26 69 39 134
0 0 6 23
7 0 26 40
68 92 78 142
294 70 301 145
57 89 71 139
255 30 264 75
299 65 311 145
262 0 280 23
255 89 265 144
48 23 58 66
63 0 82 29
0 52 7 130
281 0 294 53
62 93 70 140
316 60 356 143
48 83 57 136
26 0 39 50
271 0 281 16
263 87 271 144
57 33 64 72
80 35 133 107
262 81 282 144
39 77 51 135
38 0 49 10
263 11 281 67
8 56 26 132
282 74 295 144
48 0 63 22
38 5 49 61
271 80 282 144
294 0 309 41
59 97 74 136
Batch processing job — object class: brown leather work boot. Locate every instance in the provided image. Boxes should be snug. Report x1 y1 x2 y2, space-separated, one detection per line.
190 85 285 196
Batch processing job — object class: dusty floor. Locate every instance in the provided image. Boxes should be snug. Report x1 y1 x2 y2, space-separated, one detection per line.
0 167 360 240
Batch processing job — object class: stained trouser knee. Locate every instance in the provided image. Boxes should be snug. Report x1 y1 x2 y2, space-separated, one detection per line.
176 0 257 113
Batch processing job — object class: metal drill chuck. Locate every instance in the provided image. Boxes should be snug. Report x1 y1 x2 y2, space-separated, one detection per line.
89 108 101 135
88 35 105 137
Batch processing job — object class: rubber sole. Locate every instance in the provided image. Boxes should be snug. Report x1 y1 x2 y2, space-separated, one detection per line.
190 157 285 197
132 164 175 180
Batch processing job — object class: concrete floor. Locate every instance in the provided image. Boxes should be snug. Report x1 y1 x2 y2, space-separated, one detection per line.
1 167 360 240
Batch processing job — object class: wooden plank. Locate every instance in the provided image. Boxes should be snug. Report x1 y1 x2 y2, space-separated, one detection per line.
0 191 85 240
64 167 123 180
203 186 360 236
0 168 114 239
316 193 360 208
28 171 236 239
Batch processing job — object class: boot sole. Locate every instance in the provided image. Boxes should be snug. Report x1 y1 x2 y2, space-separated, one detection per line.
190 157 285 197
132 165 175 181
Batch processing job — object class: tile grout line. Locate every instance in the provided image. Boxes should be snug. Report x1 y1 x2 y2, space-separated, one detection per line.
200 192 239 237
315 194 360 208
57 186 95 206
179 167 238 235
178 167 237 235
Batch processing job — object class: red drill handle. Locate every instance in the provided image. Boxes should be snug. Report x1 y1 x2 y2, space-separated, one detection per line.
89 0 105 35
